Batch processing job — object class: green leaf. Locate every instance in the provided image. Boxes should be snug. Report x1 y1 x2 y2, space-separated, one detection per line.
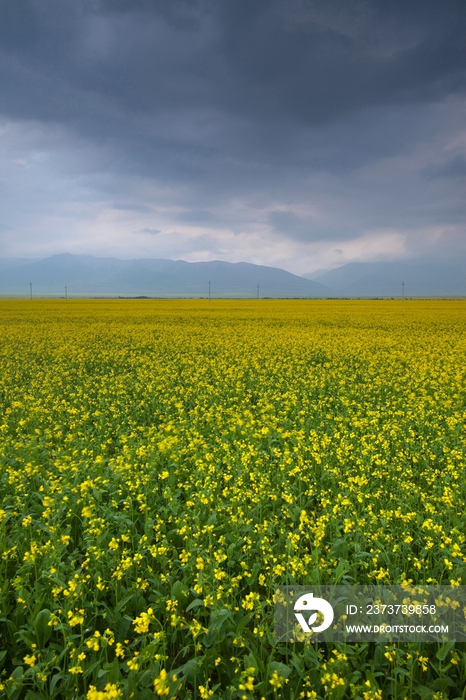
269 661 291 679
207 511 217 525
435 641 456 661
33 609 52 649
11 666 24 680
139 669 155 688
116 592 136 612
175 657 199 682
171 580 188 603
186 598 204 612
393 667 410 678
49 673 64 696
290 652 303 675
331 538 349 558
334 558 349 583
204 609 232 647
243 652 259 672
84 659 104 679
107 657 121 684
416 684 438 699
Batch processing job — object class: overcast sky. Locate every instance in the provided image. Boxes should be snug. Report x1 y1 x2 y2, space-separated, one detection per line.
1 0 465 274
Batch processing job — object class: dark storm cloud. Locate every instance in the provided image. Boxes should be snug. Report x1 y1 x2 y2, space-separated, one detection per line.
1 0 465 266
2 1 465 154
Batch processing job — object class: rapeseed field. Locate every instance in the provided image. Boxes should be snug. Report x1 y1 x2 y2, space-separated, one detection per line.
0 299 465 699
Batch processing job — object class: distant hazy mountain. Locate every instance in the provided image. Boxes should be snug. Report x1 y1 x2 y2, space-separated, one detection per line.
303 261 466 297
301 268 332 280
0 257 42 269
0 254 333 298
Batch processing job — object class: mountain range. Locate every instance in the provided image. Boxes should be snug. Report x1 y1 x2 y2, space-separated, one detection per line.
0 254 330 298
303 261 466 298
0 254 465 298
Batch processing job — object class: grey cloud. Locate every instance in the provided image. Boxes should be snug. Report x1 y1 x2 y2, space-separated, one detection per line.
183 234 225 254
420 153 466 180
268 211 315 241
0 0 464 201
268 210 357 242
175 209 215 224
0 0 465 268
111 202 153 212
2 1 465 132
134 228 161 235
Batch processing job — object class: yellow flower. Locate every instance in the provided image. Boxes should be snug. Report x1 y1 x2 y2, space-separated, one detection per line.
67 609 85 626
133 608 154 634
115 642 125 659
87 684 122 699
127 656 139 671
154 669 170 696
24 654 36 667
69 665 83 674
269 670 288 689
86 631 101 652
418 655 429 672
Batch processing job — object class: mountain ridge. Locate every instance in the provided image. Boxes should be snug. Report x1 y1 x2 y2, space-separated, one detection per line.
0 254 333 298
303 261 466 297
2 255 465 297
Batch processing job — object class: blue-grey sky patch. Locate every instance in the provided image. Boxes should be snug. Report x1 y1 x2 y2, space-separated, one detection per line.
420 153 466 180
174 209 216 225
112 202 154 212
0 0 465 273
135 228 162 236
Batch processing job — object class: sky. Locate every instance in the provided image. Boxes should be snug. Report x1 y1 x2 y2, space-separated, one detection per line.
0 0 465 275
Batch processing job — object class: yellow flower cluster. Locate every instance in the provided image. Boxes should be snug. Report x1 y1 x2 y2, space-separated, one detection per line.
132 608 154 634
87 683 122 699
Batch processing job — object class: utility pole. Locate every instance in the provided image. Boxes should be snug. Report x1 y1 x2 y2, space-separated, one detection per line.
257 285 259 300
29 282 32 301
402 281 405 302
65 285 68 300
208 281 211 302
